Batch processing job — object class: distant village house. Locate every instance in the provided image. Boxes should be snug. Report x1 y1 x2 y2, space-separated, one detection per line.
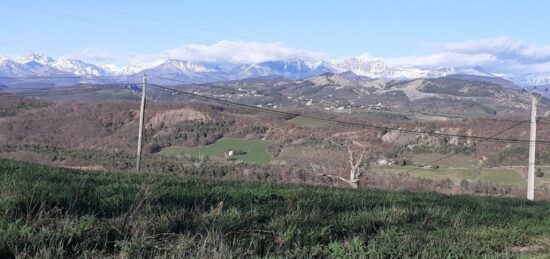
224 149 235 160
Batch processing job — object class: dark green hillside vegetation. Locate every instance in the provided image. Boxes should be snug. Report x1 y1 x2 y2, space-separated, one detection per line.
0 160 549 258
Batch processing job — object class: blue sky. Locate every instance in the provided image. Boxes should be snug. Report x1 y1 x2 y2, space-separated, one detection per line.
1 0 550 74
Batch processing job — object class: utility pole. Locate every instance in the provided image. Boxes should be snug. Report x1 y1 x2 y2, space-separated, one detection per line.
527 95 537 200
136 74 147 172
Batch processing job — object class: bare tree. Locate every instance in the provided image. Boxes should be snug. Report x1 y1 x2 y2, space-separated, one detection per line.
344 141 368 188
308 139 370 188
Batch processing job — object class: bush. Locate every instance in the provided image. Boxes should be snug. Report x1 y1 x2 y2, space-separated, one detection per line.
536 169 544 178
232 149 247 155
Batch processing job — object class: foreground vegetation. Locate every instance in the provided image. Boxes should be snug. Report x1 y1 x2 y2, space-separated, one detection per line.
1 160 549 258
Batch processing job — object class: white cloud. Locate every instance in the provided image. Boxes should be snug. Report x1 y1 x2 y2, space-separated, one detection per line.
16 38 550 79
437 37 550 64
384 52 498 67
358 37 550 78
64 48 120 65
129 40 331 65
438 37 523 55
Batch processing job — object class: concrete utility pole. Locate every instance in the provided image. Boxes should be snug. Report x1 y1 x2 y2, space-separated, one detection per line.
527 95 537 200
136 74 147 172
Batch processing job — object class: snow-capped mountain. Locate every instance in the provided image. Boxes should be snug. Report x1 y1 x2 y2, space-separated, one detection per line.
0 52 108 77
231 63 274 79
15 52 54 66
332 58 402 78
0 59 29 76
102 63 156 76
138 59 226 83
330 57 435 78
1 51 550 88
331 57 496 79
144 59 220 74
433 66 494 77
231 60 333 80
51 57 109 76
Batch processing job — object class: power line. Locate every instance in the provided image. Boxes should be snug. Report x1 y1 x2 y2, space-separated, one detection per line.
147 82 550 145
1 74 547 144
382 109 550 126
399 120 527 175
3 1 549 120
0 85 125 97
2 74 548 126
61 0 261 42
0 75 129 79
0 84 119 91
151 75 249 93
2 2 297 58
153 75 550 126
2 77 548 184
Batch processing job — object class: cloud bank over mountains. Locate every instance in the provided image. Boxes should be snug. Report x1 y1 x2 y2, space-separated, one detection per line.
2 37 550 85
64 41 331 67
64 37 550 75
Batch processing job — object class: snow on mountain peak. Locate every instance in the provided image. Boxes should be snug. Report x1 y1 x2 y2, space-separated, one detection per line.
52 57 108 76
15 52 54 65
0 51 548 86
0 58 28 76
333 58 419 78
161 59 218 73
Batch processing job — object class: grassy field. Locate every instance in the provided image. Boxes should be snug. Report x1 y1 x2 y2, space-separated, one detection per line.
383 154 527 186
1 159 549 258
408 153 480 167
289 116 329 128
160 138 272 164
383 166 525 186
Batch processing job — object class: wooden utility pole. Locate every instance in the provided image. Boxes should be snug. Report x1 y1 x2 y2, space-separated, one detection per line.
527 95 537 200
136 74 147 172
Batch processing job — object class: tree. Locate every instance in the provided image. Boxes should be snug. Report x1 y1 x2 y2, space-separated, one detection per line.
343 141 368 188
309 139 371 188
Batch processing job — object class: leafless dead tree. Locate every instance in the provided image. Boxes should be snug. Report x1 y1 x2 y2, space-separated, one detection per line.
308 138 370 188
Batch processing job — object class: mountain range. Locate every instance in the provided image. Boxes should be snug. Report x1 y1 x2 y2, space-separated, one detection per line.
0 52 549 87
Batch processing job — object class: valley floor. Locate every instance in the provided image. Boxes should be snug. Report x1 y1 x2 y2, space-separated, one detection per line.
1 159 549 258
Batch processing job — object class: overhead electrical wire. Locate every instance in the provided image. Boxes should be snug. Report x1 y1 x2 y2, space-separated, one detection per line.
2 1 547 185
2 74 548 126
2 2 295 58
399 120 528 175
1 77 548 178
0 85 125 97
0 75 129 79
2 0 547 112
60 0 260 42
152 75 550 125
147 81 550 145
7 77 540 144
2 2 547 125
